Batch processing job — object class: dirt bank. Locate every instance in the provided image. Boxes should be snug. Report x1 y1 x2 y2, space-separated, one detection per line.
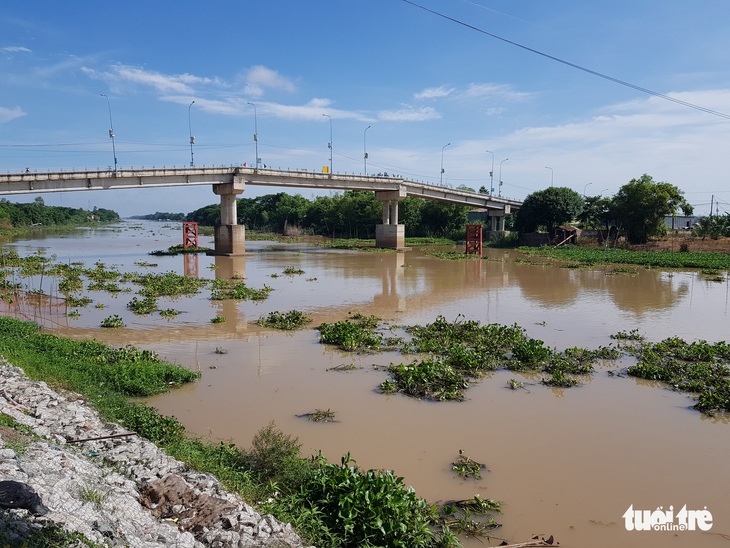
629 235 730 253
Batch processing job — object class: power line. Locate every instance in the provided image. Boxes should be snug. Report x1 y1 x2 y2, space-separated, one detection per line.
402 0 730 120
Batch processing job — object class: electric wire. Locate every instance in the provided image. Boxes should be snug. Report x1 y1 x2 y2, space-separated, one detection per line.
402 0 730 120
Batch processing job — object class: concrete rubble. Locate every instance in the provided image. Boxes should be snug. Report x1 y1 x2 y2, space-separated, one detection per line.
0 360 313 547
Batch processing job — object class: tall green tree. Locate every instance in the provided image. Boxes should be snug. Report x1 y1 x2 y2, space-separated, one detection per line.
515 187 584 233
577 195 612 229
610 174 693 244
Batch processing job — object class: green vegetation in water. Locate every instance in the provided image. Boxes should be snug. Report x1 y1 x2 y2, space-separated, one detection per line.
134 271 208 298
159 308 181 318
519 245 730 271
149 244 212 256
317 313 395 352
451 450 487 480
437 494 502 538
66 295 92 308
283 266 305 275
297 409 336 422
508 378 525 390
623 335 730 413
610 328 645 342
428 251 481 260
375 315 616 401
257 310 312 330
127 296 158 315
210 315 226 324
100 314 125 328
211 279 272 300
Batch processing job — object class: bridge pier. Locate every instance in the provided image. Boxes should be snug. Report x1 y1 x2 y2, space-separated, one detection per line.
489 204 511 235
375 188 407 249
210 180 247 256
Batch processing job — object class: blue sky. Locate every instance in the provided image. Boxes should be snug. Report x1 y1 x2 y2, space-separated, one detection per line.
2 0 730 217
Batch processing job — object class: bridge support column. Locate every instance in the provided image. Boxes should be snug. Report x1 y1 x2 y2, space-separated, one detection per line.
210 181 247 256
489 204 511 237
375 188 407 249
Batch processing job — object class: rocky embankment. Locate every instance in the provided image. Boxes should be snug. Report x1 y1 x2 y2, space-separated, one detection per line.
0 360 311 547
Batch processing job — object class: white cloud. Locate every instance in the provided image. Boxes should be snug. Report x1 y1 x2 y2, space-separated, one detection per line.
492 88 730 205
414 86 455 100
0 106 25 123
1 46 32 54
378 105 440 122
463 83 533 102
243 65 297 97
82 64 220 95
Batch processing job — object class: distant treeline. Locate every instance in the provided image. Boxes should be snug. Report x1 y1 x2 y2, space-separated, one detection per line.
129 212 187 221
185 191 471 239
0 197 119 229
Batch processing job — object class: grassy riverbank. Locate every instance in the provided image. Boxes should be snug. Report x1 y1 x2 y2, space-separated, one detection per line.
518 245 730 270
0 317 480 548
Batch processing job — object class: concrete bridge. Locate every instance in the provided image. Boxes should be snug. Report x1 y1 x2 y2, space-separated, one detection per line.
0 166 521 254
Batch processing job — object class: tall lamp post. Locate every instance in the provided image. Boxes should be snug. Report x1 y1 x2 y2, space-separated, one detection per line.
363 125 371 174
499 158 509 197
486 149 494 194
247 102 259 169
322 114 333 174
188 100 195 167
440 142 451 185
545 166 554 187
100 94 117 172
583 182 593 197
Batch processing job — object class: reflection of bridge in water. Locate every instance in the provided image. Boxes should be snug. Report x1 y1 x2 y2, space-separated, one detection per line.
1 166 521 254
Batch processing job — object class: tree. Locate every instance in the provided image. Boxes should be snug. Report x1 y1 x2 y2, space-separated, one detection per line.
515 187 584 233
577 195 612 229
610 174 693 244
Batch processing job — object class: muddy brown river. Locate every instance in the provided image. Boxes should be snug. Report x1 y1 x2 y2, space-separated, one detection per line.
3 221 730 547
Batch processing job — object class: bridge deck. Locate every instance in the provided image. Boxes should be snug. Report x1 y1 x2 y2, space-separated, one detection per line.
0 166 521 211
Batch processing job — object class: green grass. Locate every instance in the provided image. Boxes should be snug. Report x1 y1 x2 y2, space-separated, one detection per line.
519 246 730 270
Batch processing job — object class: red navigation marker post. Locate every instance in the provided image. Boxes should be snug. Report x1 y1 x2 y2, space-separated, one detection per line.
183 221 198 249
465 224 483 255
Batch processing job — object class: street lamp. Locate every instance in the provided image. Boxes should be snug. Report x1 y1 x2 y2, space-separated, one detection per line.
440 142 451 185
499 158 509 197
247 102 259 169
100 93 117 172
363 125 371 174
545 166 553 187
188 100 195 167
486 150 494 194
583 182 593 197
322 113 333 174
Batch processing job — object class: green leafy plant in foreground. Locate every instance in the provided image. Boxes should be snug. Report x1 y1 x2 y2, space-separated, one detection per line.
272 453 438 548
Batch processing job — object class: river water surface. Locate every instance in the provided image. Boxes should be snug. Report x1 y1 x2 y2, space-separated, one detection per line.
3 221 730 548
